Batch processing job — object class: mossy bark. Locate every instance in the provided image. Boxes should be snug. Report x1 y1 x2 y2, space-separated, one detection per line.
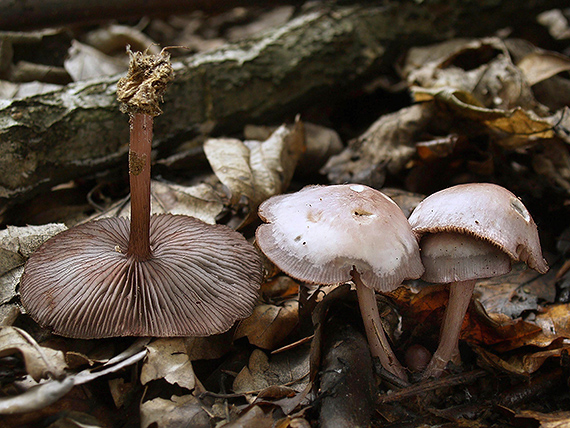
0 1 566 206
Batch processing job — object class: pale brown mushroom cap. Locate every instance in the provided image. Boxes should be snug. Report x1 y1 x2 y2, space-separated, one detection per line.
256 184 424 292
408 183 548 277
20 214 262 339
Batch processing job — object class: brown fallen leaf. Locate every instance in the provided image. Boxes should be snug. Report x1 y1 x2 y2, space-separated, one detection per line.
0 326 67 382
476 262 556 318
233 346 309 394
412 87 556 148
403 37 540 112
90 180 225 225
517 50 570 86
244 122 343 177
394 285 544 352
473 343 570 375
235 300 299 350
515 410 570 427
223 404 276 428
140 394 210 428
204 118 305 228
140 338 197 391
322 103 434 186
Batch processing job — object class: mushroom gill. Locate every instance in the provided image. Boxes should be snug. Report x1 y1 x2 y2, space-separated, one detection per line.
20 214 262 339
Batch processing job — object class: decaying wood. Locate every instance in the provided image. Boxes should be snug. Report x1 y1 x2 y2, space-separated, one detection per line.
0 1 566 207
0 0 304 31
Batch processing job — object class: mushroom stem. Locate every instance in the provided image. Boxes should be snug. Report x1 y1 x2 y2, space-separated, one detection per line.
353 270 408 382
127 112 153 260
422 279 476 379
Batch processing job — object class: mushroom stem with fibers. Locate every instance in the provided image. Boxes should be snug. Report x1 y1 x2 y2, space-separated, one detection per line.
353 269 408 381
422 279 476 379
127 112 153 260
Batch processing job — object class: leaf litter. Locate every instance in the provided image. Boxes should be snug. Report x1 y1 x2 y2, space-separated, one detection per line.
2 4 570 427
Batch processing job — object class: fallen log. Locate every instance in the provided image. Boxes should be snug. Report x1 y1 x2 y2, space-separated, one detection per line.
0 1 566 207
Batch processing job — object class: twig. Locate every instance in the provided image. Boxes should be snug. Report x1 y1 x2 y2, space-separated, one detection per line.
377 369 486 403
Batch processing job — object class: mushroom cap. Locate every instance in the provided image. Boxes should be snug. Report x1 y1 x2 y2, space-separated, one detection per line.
20 214 262 339
256 184 424 292
408 183 548 275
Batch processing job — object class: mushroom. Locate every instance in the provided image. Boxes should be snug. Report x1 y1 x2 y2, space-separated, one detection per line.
408 183 548 378
256 184 424 381
19 48 262 339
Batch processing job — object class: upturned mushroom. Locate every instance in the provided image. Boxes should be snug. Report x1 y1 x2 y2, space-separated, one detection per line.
408 183 548 378
256 184 424 381
19 48 262 339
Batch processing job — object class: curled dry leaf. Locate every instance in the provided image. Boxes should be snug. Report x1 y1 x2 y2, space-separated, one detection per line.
0 326 67 382
322 103 433 186
402 37 570 148
64 40 128 82
204 118 305 228
235 300 299 350
403 37 540 112
516 410 570 427
474 343 570 375
84 24 161 56
140 338 196 391
413 87 558 148
244 122 343 176
140 395 210 428
222 404 277 428
516 50 570 86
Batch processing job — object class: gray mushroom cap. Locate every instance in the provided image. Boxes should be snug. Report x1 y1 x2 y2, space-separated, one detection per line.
20 214 262 339
408 183 548 281
256 184 424 292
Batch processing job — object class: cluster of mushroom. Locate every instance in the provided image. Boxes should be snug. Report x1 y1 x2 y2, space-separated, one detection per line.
255 182 548 381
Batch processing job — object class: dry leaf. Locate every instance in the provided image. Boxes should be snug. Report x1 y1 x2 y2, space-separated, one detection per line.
185 333 233 361
244 122 343 176
233 346 310 394
140 395 210 428
108 378 134 408
140 338 196 391
0 326 67 381
204 118 305 228
90 180 224 225
529 304 570 347
413 87 556 148
84 24 160 56
473 343 570 375
476 263 556 318
223 405 276 428
517 51 570 86
516 410 570 427
0 223 67 261
322 103 432 186
0 266 22 307
538 9 570 41
235 300 299 350
64 40 127 82
404 37 539 111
